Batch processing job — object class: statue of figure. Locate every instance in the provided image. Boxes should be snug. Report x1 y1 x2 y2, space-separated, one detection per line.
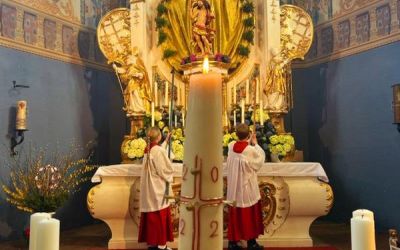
191 0 215 56
113 53 153 117
263 48 290 113
389 229 400 248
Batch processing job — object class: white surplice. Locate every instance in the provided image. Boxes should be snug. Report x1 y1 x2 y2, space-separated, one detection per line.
226 142 266 208
140 145 174 212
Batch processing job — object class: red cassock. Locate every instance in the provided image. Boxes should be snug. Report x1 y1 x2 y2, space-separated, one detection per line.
138 207 174 245
227 141 266 241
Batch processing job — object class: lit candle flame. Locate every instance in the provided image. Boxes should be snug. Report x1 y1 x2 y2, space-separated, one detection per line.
202 56 209 74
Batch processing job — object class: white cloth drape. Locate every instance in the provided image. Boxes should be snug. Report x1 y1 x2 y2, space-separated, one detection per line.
226 142 266 208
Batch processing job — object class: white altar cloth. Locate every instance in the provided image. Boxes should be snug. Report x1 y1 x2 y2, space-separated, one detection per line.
91 162 329 183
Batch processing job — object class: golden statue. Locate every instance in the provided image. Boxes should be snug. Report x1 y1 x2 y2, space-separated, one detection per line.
191 0 215 56
113 53 153 117
263 48 291 113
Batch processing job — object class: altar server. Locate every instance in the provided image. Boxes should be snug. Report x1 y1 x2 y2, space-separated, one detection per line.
139 127 174 250
227 123 265 250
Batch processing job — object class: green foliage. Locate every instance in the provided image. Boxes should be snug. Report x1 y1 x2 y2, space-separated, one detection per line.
243 30 254 44
243 17 254 27
242 2 255 13
155 16 168 29
238 45 250 56
158 30 167 45
163 49 177 59
157 3 168 16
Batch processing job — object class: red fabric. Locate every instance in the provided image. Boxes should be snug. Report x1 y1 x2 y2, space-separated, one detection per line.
228 200 264 241
233 141 249 153
138 206 174 245
144 142 158 154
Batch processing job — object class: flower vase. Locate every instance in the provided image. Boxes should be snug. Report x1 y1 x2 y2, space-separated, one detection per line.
270 153 281 163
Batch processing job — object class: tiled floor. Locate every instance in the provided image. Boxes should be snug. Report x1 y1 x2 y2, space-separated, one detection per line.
0 221 390 250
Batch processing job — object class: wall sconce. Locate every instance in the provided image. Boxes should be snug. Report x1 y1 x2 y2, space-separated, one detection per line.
393 84 400 133
11 100 28 156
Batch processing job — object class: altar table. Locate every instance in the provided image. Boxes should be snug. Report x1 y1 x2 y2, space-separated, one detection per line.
87 162 333 249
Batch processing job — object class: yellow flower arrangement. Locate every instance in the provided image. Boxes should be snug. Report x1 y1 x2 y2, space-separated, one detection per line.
268 134 295 157
122 138 147 159
172 140 184 161
1 144 96 213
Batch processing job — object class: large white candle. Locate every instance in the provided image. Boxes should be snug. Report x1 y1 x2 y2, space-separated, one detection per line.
179 65 223 250
353 209 374 220
29 213 51 250
245 80 250 104
260 101 264 125
233 110 237 126
351 215 376 250
151 102 155 127
182 110 185 127
241 99 245 123
36 218 60 250
16 100 27 130
154 81 158 106
165 81 169 106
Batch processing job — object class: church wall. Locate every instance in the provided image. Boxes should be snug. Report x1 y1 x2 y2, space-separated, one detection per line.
291 41 400 230
0 45 125 241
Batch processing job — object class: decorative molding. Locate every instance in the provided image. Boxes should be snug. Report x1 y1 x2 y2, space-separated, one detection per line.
0 0 112 71
293 0 400 68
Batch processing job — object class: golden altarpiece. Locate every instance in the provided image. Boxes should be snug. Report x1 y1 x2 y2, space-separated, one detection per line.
88 1 333 249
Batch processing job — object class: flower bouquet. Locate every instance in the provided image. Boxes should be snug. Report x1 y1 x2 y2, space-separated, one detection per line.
268 134 295 161
171 128 185 162
122 138 147 162
223 132 238 156
1 144 95 213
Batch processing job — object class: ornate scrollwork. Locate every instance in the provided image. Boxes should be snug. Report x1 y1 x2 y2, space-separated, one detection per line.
128 178 141 226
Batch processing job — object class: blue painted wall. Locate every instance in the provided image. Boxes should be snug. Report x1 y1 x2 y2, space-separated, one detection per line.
0 46 125 240
291 41 400 230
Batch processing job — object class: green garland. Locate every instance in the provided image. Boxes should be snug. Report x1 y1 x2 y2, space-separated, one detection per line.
155 0 256 59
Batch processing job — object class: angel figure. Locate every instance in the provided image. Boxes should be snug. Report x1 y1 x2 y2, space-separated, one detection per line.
389 229 400 248
113 54 153 117
191 0 215 56
263 48 291 113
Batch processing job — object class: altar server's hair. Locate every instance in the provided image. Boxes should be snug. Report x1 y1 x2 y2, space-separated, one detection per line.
147 127 161 142
236 123 250 140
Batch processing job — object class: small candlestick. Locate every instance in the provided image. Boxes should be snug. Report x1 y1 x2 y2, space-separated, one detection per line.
245 80 250 104
16 100 27 130
233 84 237 104
256 78 260 104
151 102 155 127
233 109 237 126
165 81 169 107
260 100 264 125
241 99 245 124
174 114 178 128
154 81 158 107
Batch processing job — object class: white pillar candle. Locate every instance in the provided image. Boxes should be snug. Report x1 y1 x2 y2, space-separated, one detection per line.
256 78 260 104
16 100 27 130
260 101 264 125
233 84 237 104
29 213 51 250
151 102 155 127
165 81 169 106
174 114 178 128
351 214 376 250
245 79 250 104
36 218 60 250
179 68 223 250
241 99 245 124
154 81 158 106
353 209 374 220
233 110 237 126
